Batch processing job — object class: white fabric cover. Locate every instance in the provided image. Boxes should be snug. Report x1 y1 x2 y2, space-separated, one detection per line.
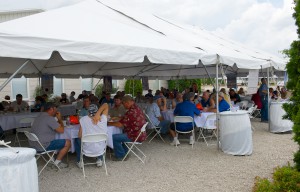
0 0 286 79
0 112 40 131
56 124 122 150
219 110 253 155
194 112 215 128
269 102 293 133
0 147 38 192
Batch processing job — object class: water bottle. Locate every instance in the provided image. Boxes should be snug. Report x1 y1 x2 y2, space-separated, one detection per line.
66 116 70 126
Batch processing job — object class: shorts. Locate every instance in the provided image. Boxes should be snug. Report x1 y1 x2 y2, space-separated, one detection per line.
46 139 66 151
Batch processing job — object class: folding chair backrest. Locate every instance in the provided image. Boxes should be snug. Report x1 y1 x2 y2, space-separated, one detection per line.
19 117 35 126
204 114 217 129
174 116 194 123
247 106 255 114
239 101 249 109
24 131 39 142
24 131 48 152
246 103 254 109
144 114 155 128
81 133 108 143
140 122 148 132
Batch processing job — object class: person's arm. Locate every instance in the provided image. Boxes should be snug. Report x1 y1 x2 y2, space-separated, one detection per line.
55 112 65 133
160 97 167 111
172 99 176 109
78 126 82 138
107 121 124 128
92 103 109 124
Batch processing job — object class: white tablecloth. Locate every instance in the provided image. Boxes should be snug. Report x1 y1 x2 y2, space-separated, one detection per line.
219 110 253 155
58 104 76 116
194 112 215 127
269 102 293 133
56 124 122 151
161 110 174 122
0 112 40 131
0 147 38 192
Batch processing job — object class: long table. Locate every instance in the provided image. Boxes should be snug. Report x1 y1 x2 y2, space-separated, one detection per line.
55 124 122 152
0 112 40 131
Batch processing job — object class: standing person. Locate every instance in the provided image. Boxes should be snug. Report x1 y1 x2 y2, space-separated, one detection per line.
106 95 146 161
30 102 71 168
259 78 268 122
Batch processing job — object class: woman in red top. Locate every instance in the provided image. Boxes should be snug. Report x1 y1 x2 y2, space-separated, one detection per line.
251 90 262 109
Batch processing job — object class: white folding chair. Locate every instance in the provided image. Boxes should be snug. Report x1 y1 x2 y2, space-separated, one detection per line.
15 117 35 146
80 133 108 177
123 122 148 163
145 114 165 143
197 114 217 146
252 105 261 118
247 106 257 119
24 131 61 176
174 116 195 148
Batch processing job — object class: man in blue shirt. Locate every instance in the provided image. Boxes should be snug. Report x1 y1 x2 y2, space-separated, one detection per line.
200 91 211 107
170 92 201 146
258 78 268 122
145 96 170 134
203 92 230 112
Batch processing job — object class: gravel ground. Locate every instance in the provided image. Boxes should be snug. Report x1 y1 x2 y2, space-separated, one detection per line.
8 118 297 192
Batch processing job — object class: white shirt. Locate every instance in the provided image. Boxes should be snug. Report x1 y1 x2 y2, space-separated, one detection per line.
80 114 108 157
10 101 28 112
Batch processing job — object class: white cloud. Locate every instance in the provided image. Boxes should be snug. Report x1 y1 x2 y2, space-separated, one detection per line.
214 0 297 57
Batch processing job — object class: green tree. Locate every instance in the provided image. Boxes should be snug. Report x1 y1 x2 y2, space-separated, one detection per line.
124 79 142 97
168 79 201 92
283 0 300 171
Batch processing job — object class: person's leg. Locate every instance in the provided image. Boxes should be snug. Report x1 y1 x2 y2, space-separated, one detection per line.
74 138 81 162
112 134 132 159
158 120 171 134
169 123 176 138
261 98 268 121
47 139 71 161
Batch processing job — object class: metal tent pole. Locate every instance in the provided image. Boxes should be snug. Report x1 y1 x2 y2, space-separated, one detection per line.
267 67 270 131
216 55 220 150
0 60 30 92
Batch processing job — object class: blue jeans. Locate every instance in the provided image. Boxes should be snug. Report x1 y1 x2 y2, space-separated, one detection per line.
46 139 66 151
260 96 269 121
112 134 132 159
158 120 171 134
74 138 102 162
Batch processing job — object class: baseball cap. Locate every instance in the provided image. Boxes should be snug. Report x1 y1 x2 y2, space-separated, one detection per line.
88 104 98 116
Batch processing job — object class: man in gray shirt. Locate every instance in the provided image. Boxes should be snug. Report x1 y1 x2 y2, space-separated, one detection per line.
30 102 71 168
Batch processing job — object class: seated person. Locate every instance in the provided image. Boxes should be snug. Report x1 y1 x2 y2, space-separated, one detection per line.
135 91 145 103
74 103 109 168
170 92 201 146
220 88 231 105
229 89 241 104
32 96 45 112
173 93 183 106
200 92 211 108
106 95 146 161
30 102 71 168
100 92 114 106
237 88 245 96
109 95 126 120
69 91 76 103
156 95 167 111
10 94 29 112
0 102 4 111
1 95 11 108
60 93 69 104
146 96 171 135
79 96 91 116
280 87 290 100
145 89 153 98
203 92 230 112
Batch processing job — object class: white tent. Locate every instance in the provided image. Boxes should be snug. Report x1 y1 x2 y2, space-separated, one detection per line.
0 0 286 81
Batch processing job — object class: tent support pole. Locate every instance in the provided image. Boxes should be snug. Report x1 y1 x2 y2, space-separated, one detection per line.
0 60 30 92
203 62 216 90
267 67 270 131
216 55 220 150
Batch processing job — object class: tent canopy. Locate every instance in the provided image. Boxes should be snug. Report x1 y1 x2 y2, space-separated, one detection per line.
0 0 286 79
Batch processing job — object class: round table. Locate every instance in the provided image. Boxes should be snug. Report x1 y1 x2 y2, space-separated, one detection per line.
219 110 253 155
0 147 38 192
269 101 293 133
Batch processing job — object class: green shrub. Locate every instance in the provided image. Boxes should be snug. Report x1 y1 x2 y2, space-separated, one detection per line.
168 79 201 92
124 79 142 97
253 164 300 192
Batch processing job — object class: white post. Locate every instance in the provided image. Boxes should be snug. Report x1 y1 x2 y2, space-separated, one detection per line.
216 55 220 150
267 67 270 131
0 60 30 91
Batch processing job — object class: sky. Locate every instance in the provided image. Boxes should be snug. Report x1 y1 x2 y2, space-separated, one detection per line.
0 0 297 58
